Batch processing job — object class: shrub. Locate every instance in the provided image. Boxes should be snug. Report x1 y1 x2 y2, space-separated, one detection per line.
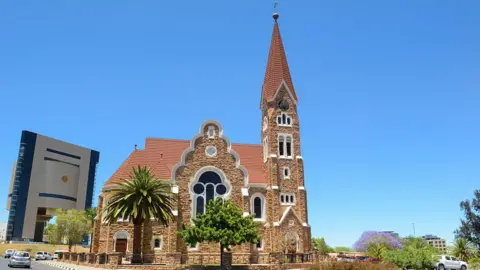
309 262 397 270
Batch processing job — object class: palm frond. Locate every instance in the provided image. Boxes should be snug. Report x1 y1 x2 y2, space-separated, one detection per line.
103 166 176 225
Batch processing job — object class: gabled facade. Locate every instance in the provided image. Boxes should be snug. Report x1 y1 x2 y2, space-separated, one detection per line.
92 13 312 258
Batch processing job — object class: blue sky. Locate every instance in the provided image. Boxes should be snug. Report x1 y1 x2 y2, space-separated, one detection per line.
0 0 479 248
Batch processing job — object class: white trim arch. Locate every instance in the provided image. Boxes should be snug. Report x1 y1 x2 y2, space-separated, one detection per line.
170 120 250 186
250 193 266 222
189 166 231 220
113 230 130 252
260 80 298 110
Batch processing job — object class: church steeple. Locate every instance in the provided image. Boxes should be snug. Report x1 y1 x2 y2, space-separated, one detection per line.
261 13 298 108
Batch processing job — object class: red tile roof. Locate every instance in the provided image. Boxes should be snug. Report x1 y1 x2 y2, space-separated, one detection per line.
262 19 298 104
104 138 267 186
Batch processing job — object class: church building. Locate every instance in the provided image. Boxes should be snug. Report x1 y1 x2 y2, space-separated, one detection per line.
92 12 312 259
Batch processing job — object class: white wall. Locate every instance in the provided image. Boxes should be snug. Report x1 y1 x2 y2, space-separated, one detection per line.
23 134 93 239
43 160 80 200
0 222 7 242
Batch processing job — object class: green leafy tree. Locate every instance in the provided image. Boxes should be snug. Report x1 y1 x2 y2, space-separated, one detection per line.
468 257 480 269
452 238 477 262
178 198 260 270
44 223 62 245
312 238 334 254
55 209 91 251
455 190 480 251
334 246 353 252
383 237 438 270
84 207 97 252
103 166 175 263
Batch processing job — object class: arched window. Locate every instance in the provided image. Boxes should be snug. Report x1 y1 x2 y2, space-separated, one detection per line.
254 198 262 218
151 235 163 250
276 113 293 127
263 116 268 131
192 171 229 218
250 193 265 221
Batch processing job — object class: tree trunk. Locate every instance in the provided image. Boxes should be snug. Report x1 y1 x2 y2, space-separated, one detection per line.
132 220 143 264
89 233 93 253
220 244 224 270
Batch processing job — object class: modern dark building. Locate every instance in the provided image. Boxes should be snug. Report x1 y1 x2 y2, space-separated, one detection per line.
6 130 99 242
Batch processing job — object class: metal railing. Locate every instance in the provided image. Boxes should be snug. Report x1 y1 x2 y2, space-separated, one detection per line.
283 253 314 264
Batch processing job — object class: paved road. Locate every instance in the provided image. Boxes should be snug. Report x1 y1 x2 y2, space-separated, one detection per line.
0 258 59 270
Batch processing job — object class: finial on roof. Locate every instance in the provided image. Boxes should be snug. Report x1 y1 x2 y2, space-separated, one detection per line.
273 12 279 22
273 0 279 22
134 144 138 150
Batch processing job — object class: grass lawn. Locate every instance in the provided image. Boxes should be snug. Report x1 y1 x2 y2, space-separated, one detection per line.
0 244 89 255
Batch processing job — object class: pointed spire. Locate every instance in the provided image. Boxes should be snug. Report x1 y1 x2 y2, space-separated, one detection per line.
261 13 298 107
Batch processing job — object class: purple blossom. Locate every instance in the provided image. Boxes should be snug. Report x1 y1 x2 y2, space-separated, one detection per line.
353 231 403 251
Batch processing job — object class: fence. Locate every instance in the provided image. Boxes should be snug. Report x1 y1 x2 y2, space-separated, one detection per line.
58 251 318 267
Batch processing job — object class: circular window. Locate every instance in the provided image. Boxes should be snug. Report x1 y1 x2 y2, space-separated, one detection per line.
193 183 204 194
205 146 217 157
216 184 227 195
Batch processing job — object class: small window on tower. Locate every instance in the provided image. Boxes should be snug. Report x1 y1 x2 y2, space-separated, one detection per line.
280 193 296 206
283 167 290 179
286 136 292 157
276 113 292 127
278 136 285 156
278 134 293 158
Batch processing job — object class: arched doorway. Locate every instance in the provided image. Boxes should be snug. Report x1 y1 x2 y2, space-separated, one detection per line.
114 230 129 255
284 232 299 254
284 231 299 263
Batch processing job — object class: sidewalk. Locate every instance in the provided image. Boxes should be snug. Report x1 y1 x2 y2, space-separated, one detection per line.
36 260 105 270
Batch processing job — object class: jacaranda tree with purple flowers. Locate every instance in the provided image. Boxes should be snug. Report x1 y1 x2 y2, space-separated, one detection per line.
353 231 403 252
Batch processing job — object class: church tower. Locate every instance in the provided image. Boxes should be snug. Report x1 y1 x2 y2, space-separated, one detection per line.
261 13 311 253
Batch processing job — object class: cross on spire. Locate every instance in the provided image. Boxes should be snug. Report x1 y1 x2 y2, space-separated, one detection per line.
273 0 279 21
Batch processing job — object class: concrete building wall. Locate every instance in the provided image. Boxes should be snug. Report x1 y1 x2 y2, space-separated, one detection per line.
0 222 7 242
7 131 99 241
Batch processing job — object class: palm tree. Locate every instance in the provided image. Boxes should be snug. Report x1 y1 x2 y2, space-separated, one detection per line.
452 238 476 262
84 207 97 252
366 242 389 259
103 166 175 263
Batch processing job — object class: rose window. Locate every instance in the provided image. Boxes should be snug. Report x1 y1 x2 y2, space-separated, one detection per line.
192 171 229 218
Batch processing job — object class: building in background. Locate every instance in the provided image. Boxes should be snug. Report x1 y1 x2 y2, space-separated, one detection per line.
423 234 447 252
0 222 7 242
6 130 100 242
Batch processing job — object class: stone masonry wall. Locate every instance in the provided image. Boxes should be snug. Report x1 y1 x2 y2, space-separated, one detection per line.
260 85 311 252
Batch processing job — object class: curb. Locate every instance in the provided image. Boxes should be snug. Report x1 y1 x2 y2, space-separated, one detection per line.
38 261 77 270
